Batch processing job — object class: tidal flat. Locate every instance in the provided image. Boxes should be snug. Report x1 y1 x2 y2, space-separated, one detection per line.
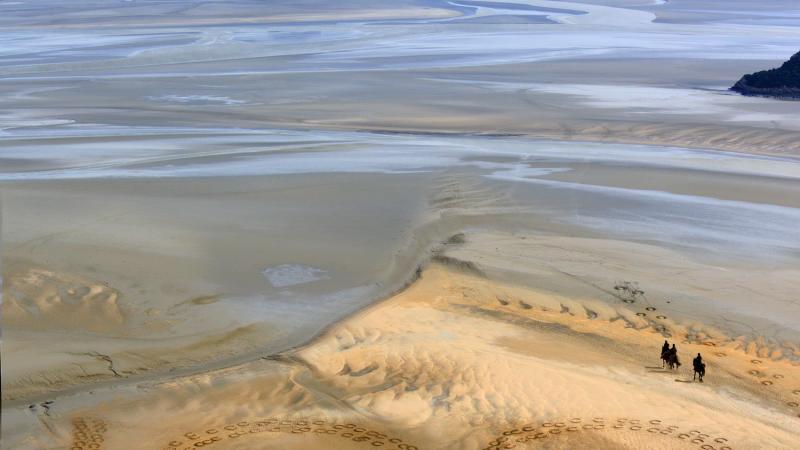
2 1 800 449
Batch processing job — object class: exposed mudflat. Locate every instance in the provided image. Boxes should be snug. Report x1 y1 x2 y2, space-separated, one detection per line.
2 1 799 449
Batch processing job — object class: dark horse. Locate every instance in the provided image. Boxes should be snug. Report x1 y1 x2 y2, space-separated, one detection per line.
693 354 706 382
693 362 706 382
661 349 681 370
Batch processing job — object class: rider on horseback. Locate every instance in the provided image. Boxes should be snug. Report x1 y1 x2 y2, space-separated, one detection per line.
661 340 670 368
693 353 705 382
663 344 681 369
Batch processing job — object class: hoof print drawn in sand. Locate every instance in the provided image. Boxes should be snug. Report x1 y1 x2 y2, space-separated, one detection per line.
70 417 107 450
164 417 417 450
483 417 733 450
614 281 644 304
611 282 674 332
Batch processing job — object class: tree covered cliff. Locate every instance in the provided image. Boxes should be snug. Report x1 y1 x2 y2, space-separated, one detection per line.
731 51 800 99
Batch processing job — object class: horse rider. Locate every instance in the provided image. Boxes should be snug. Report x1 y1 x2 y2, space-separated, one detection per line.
693 353 705 382
670 344 680 366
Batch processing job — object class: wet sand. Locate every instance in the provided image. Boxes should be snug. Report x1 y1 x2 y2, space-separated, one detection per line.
2 1 800 449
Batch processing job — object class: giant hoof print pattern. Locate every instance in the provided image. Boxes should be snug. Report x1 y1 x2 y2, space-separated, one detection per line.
70 417 107 450
163 417 418 450
483 417 734 450
611 284 800 413
746 360 800 416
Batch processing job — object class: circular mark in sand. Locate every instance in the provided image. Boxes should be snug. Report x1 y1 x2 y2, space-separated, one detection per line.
645 307 656 311
70 417 107 450
656 315 667 319
704 342 716 347
636 312 647 317
773 374 784 379
484 417 733 450
622 299 635 304
788 402 799 407
748 370 762 376
166 417 416 450
715 352 726 357
751 359 762 365
761 380 773 386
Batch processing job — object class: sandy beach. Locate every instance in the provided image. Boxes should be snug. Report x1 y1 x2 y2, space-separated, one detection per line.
2 1 800 449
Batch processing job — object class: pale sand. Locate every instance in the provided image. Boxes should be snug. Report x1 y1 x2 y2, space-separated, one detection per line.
5 231 799 449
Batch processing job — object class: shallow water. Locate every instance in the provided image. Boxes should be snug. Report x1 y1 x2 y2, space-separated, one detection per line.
4 129 800 271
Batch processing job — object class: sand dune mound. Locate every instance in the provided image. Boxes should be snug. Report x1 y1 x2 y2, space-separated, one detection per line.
287 262 799 449
4 265 126 333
